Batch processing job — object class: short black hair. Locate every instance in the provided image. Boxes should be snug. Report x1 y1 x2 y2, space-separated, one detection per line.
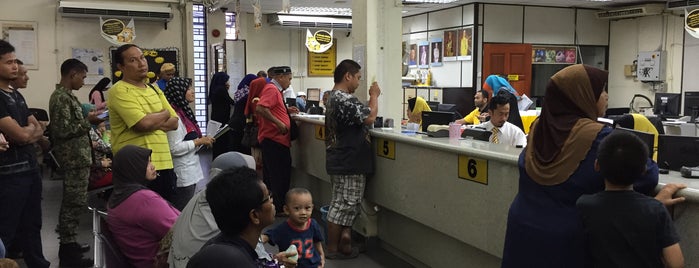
257 70 267 78
60 58 88 76
205 167 264 236
597 131 649 186
333 59 361 83
477 89 490 100
285 187 311 204
0 40 15 58
488 91 510 111
114 44 140 65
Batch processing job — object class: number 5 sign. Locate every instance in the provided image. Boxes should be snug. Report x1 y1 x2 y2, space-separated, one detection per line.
458 155 488 184
375 138 395 160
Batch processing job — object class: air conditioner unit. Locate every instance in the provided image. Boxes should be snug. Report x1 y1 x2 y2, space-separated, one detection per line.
58 0 173 21
667 0 699 10
596 4 665 19
268 14 352 29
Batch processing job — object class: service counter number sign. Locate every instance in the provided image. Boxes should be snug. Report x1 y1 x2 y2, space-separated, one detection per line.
458 155 488 184
314 126 325 141
376 138 395 160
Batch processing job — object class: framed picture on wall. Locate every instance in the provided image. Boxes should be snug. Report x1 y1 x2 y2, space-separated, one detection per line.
532 46 576 64
443 30 458 61
418 41 429 68
430 38 443 67
457 27 473 61
1 21 38 69
408 44 417 67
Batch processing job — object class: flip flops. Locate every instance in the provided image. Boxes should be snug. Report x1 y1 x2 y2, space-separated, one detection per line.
325 247 359 260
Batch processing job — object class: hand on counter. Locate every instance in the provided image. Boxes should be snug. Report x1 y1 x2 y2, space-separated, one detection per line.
655 183 687 206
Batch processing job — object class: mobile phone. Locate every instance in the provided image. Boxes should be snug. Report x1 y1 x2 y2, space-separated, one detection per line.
97 111 109 119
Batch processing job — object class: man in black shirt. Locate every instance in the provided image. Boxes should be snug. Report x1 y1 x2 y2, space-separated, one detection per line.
0 40 50 267
324 59 381 259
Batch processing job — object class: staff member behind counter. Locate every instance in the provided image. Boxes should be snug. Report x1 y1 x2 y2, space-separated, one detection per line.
471 92 526 147
455 89 490 125
406 96 431 127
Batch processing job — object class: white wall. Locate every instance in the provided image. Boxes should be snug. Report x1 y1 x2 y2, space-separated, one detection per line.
608 14 685 108
0 0 185 111
236 12 352 95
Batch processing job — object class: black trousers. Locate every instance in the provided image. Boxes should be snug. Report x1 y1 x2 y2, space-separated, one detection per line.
260 139 291 211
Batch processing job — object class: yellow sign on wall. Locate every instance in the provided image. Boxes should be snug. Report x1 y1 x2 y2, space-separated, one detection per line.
376 138 395 160
458 155 488 184
308 39 337 77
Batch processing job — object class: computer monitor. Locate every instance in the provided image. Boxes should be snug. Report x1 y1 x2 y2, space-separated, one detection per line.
683 91 699 121
306 100 320 108
421 111 454 132
437 103 464 121
657 134 699 171
653 93 681 117
285 98 296 107
612 127 654 156
461 127 492 141
426 101 439 111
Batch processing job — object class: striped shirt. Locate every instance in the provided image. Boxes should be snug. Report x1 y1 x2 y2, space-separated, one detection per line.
108 81 178 170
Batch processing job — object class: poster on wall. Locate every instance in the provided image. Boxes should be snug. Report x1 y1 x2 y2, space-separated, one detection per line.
457 27 473 61
430 38 443 67
110 47 179 84
418 41 429 68
443 30 458 61
532 46 576 64
72 48 105 76
308 39 337 77
686 9 699 39
408 44 417 67
1 21 38 69
100 17 136 46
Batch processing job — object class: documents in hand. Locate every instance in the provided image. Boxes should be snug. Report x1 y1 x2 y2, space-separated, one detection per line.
197 120 231 152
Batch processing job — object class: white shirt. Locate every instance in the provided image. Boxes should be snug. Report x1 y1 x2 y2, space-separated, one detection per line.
282 85 296 99
474 121 527 147
166 119 205 187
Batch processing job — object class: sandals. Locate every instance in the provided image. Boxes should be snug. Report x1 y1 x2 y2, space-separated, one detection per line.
325 247 359 260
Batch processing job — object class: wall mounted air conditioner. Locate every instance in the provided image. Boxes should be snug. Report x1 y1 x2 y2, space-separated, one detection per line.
58 0 173 21
667 0 699 10
596 4 665 19
268 14 352 29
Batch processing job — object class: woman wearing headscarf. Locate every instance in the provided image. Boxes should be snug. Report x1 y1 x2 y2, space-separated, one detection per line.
406 96 431 127
107 145 180 268
501 65 666 267
163 77 214 210
89 77 111 112
209 72 234 158
482 75 524 131
227 74 258 156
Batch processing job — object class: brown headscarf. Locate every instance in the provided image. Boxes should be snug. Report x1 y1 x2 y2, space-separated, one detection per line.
108 145 152 209
244 77 268 116
525 64 608 185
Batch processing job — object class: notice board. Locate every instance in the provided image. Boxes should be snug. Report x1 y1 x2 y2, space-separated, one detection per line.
307 40 336 77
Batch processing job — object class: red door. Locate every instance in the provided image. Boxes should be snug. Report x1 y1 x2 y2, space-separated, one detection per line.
483 43 532 97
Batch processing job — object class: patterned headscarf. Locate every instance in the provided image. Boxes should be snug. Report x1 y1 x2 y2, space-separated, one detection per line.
234 74 258 103
164 77 201 136
524 64 607 185
245 77 269 116
483 75 518 98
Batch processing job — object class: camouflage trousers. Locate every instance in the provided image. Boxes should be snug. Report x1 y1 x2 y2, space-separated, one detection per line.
56 167 88 243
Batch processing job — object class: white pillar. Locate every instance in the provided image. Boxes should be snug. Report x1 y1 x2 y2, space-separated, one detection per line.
352 0 403 124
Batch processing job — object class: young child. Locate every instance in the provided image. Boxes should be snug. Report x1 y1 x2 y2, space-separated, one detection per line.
576 131 684 267
262 188 325 268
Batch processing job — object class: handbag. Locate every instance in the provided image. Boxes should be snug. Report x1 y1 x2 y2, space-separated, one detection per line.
241 117 259 147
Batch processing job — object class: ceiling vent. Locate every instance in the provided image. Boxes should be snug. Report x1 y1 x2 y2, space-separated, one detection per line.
268 14 351 29
667 0 699 10
58 0 173 21
596 4 664 19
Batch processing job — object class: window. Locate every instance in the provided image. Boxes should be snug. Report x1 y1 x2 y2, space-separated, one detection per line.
193 4 208 133
225 11 237 40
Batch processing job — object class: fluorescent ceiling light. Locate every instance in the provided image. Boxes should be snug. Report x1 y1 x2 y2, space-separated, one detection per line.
276 14 352 25
403 0 459 3
287 7 352 16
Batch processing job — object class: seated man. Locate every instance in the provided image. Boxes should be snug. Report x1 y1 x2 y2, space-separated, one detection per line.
455 89 489 125
168 152 256 268
472 92 526 147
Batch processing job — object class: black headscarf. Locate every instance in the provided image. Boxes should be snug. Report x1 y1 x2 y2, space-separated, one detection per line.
88 77 111 104
108 145 152 209
208 72 230 101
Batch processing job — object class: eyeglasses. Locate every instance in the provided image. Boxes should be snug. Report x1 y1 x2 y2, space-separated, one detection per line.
259 193 273 206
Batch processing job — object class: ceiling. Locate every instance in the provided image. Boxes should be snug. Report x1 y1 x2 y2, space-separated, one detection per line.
224 0 667 16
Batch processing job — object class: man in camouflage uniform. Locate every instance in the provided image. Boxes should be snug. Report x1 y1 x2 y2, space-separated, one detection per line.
324 59 381 259
49 58 102 267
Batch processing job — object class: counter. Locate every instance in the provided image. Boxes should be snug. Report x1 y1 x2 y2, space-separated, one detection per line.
289 115 699 267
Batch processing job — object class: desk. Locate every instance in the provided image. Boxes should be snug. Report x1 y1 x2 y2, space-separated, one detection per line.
662 121 698 136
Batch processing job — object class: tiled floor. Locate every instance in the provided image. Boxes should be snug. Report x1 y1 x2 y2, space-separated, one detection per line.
13 151 413 268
